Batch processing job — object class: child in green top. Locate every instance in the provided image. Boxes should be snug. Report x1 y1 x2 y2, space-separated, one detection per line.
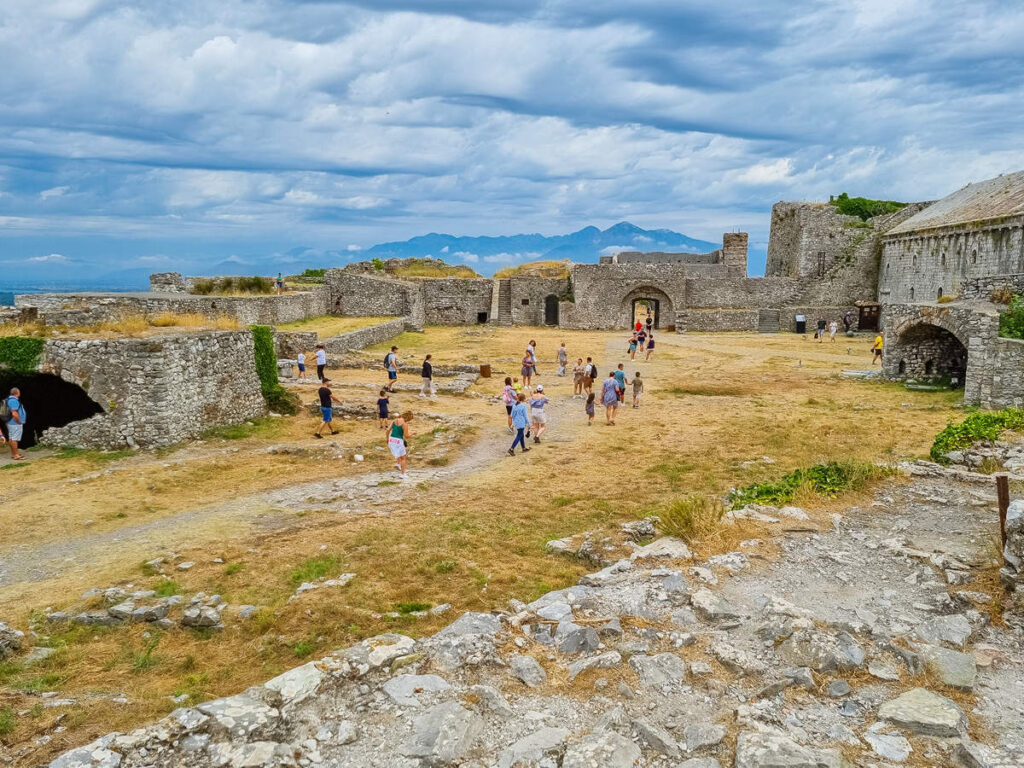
632 372 644 408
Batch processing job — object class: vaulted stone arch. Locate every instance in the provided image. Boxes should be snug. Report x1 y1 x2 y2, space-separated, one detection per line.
885 311 969 387
620 286 675 330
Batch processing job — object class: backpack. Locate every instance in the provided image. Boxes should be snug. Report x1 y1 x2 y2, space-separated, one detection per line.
383 353 392 369
0 398 9 423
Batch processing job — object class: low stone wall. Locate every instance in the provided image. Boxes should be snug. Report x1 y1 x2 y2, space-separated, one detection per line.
320 317 408 354
39 331 265 449
274 331 319 358
148 272 186 293
676 309 758 332
960 273 1024 301
978 337 1024 409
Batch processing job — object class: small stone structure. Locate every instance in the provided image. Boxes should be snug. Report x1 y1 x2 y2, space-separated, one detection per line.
37 330 265 449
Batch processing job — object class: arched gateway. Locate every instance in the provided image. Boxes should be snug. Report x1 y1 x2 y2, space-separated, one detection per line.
621 287 675 330
885 315 969 387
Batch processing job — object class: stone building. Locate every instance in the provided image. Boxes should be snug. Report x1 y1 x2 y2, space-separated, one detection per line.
879 171 1024 408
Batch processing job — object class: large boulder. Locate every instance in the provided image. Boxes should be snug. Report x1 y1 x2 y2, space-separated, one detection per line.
734 731 843 768
401 701 482 766
563 730 641 768
878 687 967 737
0 622 24 659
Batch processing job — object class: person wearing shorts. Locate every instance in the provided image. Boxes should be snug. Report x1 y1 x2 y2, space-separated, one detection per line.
315 344 327 382
614 364 627 404
502 377 516 433
529 384 549 444
645 335 655 360
583 356 596 395
377 390 390 429
572 358 585 397
4 388 26 460
296 351 307 381
872 334 883 364
387 412 412 478
632 372 644 408
384 346 399 392
314 379 341 438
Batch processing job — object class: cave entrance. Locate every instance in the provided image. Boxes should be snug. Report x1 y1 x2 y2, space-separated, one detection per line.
0 372 104 449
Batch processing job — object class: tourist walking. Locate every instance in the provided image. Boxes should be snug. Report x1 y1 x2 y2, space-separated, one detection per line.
614 363 627 403
377 389 390 429
387 411 412 479
637 328 647 351
527 340 539 376
2 387 27 460
419 354 435 398
843 311 853 333
315 344 327 382
583 357 597 395
816 317 826 342
601 372 620 425
502 376 516 433
276 272 284 294
296 350 308 381
632 371 644 408
628 334 638 360
645 311 653 334
521 349 533 387
384 346 400 392
645 334 655 360
585 392 595 426
828 319 838 342
529 385 549 444
557 343 568 376
507 394 531 456
572 358 585 397
314 379 341 438
872 333 884 365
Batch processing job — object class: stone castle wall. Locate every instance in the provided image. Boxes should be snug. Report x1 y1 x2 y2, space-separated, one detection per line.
960 272 1024 301
509 277 572 326
39 331 265 449
879 215 1024 304
320 317 408 354
603 250 719 265
325 270 423 329
421 279 493 325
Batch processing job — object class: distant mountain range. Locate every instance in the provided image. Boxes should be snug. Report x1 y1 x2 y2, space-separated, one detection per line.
364 222 719 266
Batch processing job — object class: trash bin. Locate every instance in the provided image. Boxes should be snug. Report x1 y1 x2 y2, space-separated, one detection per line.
479 364 492 378
795 315 806 334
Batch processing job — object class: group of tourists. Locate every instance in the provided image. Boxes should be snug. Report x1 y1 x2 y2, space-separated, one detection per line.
812 311 858 343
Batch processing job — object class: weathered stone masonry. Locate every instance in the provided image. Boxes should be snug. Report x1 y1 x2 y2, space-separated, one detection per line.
39 331 265 449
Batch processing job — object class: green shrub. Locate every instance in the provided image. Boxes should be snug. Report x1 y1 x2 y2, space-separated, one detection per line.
372 257 385 271
0 336 45 373
192 276 273 295
250 325 300 415
659 494 725 542
0 706 15 735
155 579 182 597
729 461 892 508
396 601 431 614
998 295 1024 339
831 192 907 221
930 409 1024 463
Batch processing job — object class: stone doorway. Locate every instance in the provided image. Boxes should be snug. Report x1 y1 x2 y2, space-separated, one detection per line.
633 299 659 328
887 322 968 388
543 295 559 326
0 372 103 448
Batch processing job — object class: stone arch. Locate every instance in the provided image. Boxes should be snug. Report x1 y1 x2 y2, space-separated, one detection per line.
621 286 675 330
0 371 104 449
887 314 969 387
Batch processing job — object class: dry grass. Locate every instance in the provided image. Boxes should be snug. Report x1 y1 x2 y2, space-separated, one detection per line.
276 315 398 337
494 260 572 279
0 328 968 763
0 313 240 340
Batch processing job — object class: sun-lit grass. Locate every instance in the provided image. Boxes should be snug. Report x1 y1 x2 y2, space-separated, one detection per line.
276 315 397 337
494 260 571 279
0 313 240 340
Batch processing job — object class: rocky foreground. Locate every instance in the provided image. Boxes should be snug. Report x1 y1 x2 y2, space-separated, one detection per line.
39 461 1024 768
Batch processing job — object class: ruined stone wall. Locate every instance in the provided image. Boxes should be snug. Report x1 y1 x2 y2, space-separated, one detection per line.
603 251 720 265
274 331 319 359
563 264 689 329
509 277 572 326
960 272 1024 301
148 272 186 293
320 317 408 354
325 270 423 329
879 216 1024 304
39 331 265 449
676 309 759 332
421 279 493 325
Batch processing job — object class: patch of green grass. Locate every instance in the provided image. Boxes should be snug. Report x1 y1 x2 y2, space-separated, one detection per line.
666 385 745 397
396 601 431 614
224 562 244 576
172 673 211 703
931 408 1024 463
550 495 576 508
154 579 182 597
202 417 282 441
658 494 726 543
18 672 66 691
434 560 457 574
831 192 907 221
289 555 339 587
292 639 316 658
728 461 894 509
648 461 695 485
0 706 15 736
132 638 162 673
0 462 29 471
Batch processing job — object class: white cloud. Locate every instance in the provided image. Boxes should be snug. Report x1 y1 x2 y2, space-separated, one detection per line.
39 185 70 199
346 244 362 251
452 250 479 262
27 253 68 262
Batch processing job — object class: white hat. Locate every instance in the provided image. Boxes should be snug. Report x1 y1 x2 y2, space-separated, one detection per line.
536 384 544 391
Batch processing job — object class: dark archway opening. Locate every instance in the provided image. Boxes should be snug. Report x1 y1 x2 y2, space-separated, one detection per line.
633 299 660 328
543 295 559 326
0 372 103 449
894 324 967 388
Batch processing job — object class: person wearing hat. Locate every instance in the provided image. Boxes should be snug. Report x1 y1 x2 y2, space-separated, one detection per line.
528 384 549 444
314 378 342 438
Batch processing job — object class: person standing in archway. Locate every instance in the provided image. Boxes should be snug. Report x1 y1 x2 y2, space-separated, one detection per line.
645 310 653 333
2 387 27 460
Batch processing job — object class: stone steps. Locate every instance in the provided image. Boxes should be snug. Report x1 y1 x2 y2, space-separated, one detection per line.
757 309 781 333
496 278 512 325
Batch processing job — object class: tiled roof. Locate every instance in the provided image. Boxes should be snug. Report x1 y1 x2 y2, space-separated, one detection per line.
887 170 1024 235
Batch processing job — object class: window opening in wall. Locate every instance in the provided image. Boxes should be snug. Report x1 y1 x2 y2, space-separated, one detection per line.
941 252 946 266
972 249 977 264
898 359 906 375
937 287 943 300
925 359 934 375
521 298 529 306
477 312 488 324
912 254 917 267
909 287 915 301
816 251 826 278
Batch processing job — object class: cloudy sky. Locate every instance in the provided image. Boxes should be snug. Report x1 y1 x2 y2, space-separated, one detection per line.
2 0 1023 284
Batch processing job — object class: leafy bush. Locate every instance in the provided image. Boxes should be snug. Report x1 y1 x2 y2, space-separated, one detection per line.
831 192 907 221
250 324 300 415
300 268 326 279
0 706 15 735
658 494 725 542
191 276 274 295
729 461 893 508
998 294 1024 340
371 257 385 271
0 336 45 373
930 409 1024 463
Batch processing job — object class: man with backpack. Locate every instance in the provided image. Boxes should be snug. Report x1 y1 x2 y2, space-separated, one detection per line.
2 387 27 461
384 346 400 392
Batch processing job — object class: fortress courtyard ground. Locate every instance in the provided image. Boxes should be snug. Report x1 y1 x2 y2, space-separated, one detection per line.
0 327 969 763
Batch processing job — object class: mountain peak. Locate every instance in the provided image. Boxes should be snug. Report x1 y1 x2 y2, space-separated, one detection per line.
602 221 643 235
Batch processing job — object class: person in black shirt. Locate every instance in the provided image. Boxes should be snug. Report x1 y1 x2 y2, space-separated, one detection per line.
419 354 435 398
377 389 390 429
314 378 342 438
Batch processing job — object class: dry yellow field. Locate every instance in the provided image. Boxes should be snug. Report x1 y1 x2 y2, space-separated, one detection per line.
276 315 397 336
0 327 963 763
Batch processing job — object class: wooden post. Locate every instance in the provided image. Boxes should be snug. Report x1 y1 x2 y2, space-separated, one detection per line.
996 473 1010 550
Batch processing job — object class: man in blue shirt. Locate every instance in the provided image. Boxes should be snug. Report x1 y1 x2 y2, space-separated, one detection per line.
507 394 531 456
5 387 27 461
614 364 627 404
